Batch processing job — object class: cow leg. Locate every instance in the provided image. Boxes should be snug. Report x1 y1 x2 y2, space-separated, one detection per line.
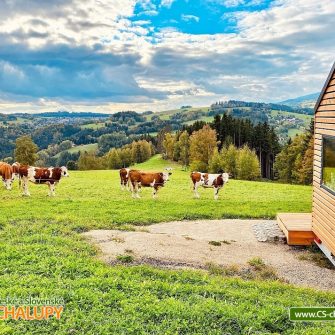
47 182 56 197
125 178 130 191
120 180 124 191
22 178 30 196
214 187 220 200
135 183 141 198
131 182 139 198
152 186 158 199
51 183 56 196
193 183 200 199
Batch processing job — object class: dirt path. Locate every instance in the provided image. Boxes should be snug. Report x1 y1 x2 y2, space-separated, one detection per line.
83 219 335 291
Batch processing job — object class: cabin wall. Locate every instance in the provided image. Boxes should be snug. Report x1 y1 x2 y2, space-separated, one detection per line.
313 71 335 255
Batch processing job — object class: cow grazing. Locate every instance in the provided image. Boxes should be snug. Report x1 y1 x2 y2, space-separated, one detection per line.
12 162 21 180
119 168 130 190
129 170 171 199
19 166 69 196
191 172 229 200
0 162 14 190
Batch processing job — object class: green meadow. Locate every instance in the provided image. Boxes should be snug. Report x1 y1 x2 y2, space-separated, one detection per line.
1 155 312 228
1 156 334 335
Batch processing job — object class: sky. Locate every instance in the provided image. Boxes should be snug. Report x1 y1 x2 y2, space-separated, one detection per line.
0 0 334 113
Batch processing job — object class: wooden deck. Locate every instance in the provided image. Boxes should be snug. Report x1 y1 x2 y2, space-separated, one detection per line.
277 213 315 245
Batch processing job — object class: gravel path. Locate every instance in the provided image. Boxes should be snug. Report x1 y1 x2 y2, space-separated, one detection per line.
83 219 335 291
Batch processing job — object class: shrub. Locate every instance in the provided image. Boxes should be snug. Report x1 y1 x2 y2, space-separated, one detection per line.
190 160 208 173
116 254 134 263
221 144 238 177
236 145 261 180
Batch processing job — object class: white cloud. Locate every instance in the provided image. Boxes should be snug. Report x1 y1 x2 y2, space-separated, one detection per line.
181 14 200 23
223 0 245 7
160 0 175 8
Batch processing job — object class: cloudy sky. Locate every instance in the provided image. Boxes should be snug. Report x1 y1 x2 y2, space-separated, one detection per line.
0 0 334 113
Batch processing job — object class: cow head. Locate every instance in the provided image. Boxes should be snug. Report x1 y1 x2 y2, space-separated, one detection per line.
162 172 171 181
61 166 69 177
221 173 229 183
3 178 13 190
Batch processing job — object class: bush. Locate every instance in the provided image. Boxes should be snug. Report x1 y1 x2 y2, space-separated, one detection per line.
236 145 261 180
221 144 238 177
190 160 208 172
208 148 223 173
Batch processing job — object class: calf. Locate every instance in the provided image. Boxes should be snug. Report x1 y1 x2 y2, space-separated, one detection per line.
129 170 171 199
119 168 130 190
191 172 229 200
19 166 69 196
0 162 14 190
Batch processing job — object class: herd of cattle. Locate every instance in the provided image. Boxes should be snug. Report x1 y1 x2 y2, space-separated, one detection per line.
0 162 229 199
120 168 229 200
0 162 69 196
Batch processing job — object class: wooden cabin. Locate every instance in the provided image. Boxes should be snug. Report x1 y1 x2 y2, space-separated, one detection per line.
278 62 335 266
312 62 335 263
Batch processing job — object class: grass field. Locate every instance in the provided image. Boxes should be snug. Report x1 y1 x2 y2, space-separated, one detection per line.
54 143 98 158
0 156 333 335
1 155 312 228
80 123 106 130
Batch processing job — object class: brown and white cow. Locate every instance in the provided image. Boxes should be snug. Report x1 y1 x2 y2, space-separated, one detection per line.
191 172 229 200
12 162 21 180
19 165 69 196
119 168 130 190
0 162 14 190
128 170 171 199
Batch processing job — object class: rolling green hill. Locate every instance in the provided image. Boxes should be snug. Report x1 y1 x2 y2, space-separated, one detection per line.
54 143 98 158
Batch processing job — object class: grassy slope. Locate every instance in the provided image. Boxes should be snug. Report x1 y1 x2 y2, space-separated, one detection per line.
270 110 311 137
54 143 98 158
0 156 333 335
80 123 105 130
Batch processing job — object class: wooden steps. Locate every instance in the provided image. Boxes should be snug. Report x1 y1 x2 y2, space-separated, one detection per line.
277 213 315 245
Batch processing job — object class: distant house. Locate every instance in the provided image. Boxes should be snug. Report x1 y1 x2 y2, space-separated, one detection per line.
312 62 335 264
277 62 335 266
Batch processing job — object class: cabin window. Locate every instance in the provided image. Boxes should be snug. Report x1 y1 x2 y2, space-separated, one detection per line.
322 136 335 193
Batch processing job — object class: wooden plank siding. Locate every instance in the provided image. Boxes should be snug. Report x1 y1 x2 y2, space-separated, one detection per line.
312 63 335 256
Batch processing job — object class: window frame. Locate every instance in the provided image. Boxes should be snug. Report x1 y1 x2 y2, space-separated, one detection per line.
320 135 335 196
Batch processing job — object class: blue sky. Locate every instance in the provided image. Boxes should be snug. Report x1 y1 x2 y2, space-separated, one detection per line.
132 0 273 35
0 0 334 113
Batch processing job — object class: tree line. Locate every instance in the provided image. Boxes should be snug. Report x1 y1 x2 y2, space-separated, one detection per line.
274 120 314 184
161 115 313 185
162 125 261 181
77 140 154 170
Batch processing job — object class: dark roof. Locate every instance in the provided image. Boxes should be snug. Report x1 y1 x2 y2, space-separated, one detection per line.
314 62 335 114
